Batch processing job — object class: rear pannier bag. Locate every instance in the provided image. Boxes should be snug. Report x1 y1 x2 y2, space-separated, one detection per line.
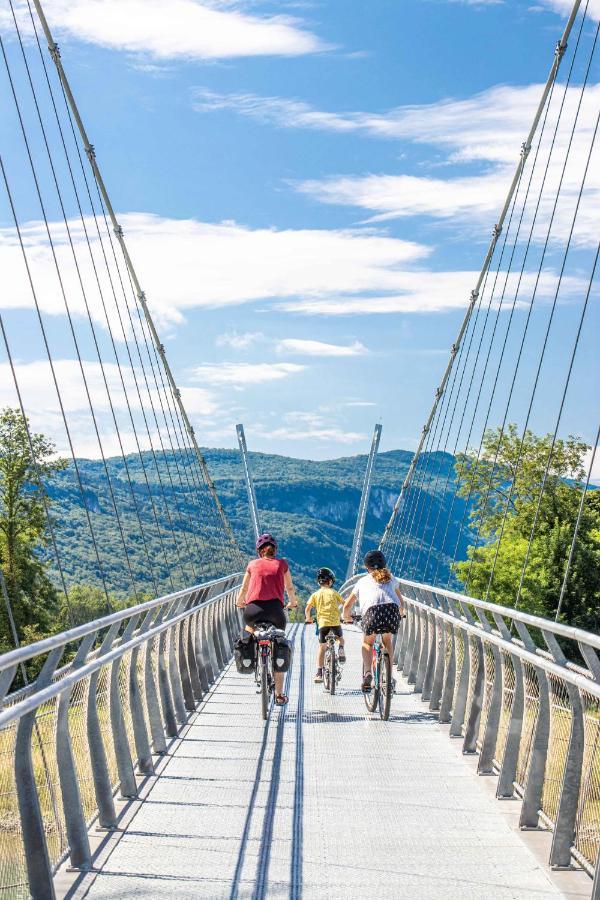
234 636 256 674
272 633 292 673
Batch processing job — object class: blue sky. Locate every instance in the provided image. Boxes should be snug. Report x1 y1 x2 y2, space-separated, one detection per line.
0 0 598 471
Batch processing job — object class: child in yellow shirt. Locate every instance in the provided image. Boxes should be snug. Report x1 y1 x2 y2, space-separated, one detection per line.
305 567 346 683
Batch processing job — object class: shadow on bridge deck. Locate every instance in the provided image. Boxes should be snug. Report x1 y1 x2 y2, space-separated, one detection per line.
59 627 590 900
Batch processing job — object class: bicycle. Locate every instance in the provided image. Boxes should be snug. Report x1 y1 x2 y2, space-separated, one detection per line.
350 614 394 720
252 622 291 720
323 630 343 695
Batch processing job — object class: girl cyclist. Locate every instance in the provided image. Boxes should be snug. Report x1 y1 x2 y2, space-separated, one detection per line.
236 532 298 706
342 549 405 692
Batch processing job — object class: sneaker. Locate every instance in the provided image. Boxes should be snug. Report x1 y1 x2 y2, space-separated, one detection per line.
362 671 373 692
314 670 323 683
338 647 346 663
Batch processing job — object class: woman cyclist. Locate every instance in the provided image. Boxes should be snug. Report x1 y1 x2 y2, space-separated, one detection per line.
236 532 298 706
342 549 405 692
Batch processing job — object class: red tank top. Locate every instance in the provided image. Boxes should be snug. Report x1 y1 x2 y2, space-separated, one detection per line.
246 557 289 605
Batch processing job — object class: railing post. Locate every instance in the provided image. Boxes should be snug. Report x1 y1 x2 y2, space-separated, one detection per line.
195 607 211 693
109 649 137 799
415 608 430 694
186 603 204 703
87 623 119 828
478 644 503 774
157 626 178 738
422 602 439 702
144 633 167 754
177 616 196 713
429 617 446 711
56 632 96 871
400 604 415 675
15 646 62 900
124 613 154 775
407 607 422 685
550 684 585 869
463 637 484 754
497 654 525 797
167 601 188 725
520 665 550 828
439 623 456 723
450 628 470 737
202 605 218 686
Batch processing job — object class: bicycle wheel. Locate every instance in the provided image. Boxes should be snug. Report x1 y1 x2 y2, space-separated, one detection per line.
378 651 392 720
329 652 337 696
323 649 331 691
364 655 379 713
260 658 269 720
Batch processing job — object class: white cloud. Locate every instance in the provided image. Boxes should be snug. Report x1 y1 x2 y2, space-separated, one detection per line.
2 214 588 329
539 0 600 20
191 361 304 386
216 330 264 349
1 213 437 322
296 84 600 244
265 426 367 444
279 269 585 315
194 84 599 243
2 1 327 60
276 338 368 357
0 358 217 457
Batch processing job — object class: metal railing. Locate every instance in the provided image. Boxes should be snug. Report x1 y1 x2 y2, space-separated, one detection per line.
341 574 600 889
0 572 243 899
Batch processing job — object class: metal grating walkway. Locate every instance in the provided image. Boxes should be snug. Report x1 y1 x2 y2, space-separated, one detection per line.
71 625 567 899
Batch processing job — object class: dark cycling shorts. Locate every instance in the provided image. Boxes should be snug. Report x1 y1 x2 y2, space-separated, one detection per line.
243 599 286 631
362 603 400 636
318 625 343 644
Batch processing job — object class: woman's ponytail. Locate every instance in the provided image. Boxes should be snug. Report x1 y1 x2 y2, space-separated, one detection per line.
371 567 392 584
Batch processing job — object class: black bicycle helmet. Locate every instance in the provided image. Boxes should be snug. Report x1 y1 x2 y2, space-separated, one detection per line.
364 549 386 570
317 567 336 585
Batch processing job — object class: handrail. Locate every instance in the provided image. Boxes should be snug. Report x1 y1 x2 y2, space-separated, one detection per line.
340 572 600 881
0 572 242 674
0 571 244 899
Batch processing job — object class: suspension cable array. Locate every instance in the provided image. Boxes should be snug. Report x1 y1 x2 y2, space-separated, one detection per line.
381 0 599 624
0 0 243 625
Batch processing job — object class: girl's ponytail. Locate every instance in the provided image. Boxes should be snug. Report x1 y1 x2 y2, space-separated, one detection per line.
371 567 392 585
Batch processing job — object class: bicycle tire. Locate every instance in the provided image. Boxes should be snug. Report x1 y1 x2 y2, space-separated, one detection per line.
260 657 269 720
323 648 331 691
364 655 379 713
379 652 392 720
329 652 336 696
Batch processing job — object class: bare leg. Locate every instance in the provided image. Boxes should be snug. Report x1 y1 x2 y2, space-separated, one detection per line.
317 644 326 668
382 633 394 657
362 633 375 675
274 671 285 695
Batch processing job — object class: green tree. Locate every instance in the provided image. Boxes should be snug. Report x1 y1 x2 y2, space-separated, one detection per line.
0 407 67 651
453 425 600 631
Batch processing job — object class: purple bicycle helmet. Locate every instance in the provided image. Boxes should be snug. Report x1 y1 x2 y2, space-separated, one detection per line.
256 532 278 554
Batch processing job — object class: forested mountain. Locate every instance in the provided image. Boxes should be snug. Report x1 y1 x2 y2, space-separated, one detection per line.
44 447 474 599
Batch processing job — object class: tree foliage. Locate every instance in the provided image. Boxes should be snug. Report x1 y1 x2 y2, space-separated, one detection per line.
0 407 67 652
453 425 600 632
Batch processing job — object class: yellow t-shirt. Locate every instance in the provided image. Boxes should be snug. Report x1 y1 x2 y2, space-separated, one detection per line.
307 587 343 628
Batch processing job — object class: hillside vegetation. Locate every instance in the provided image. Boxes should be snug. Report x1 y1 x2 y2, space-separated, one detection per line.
44 447 472 599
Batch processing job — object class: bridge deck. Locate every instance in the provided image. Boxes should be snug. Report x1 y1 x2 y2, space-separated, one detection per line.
71 626 570 899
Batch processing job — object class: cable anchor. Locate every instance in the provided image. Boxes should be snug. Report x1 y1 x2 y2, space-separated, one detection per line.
85 145 96 162
520 141 531 160
48 42 61 62
555 40 567 60
114 225 124 239
492 223 502 239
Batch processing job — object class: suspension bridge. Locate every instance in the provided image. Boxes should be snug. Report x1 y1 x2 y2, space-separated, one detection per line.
0 0 598 896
